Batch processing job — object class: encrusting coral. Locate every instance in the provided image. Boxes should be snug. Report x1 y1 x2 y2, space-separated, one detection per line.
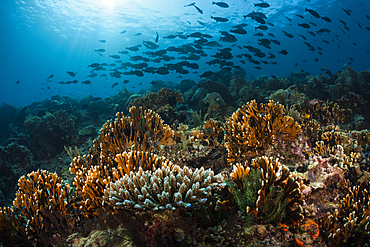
104 164 222 210
224 100 302 163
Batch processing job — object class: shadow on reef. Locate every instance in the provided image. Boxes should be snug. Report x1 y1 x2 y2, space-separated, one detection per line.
0 66 370 246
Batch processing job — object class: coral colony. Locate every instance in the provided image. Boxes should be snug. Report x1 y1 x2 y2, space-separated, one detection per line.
1 66 370 246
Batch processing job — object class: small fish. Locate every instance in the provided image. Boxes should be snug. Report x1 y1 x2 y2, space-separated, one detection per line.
321 16 331 22
67 71 76 77
97 52 103 57
254 3 270 8
98 39 106 43
164 34 177 39
95 49 105 52
298 23 310 29
305 8 320 18
134 33 142 36
295 14 304 18
304 114 310 119
212 1 229 8
251 16 266 24
48 74 54 79
120 30 126 34
82 80 91 84
309 21 317 27
309 99 318 105
285 16 292 21
342 8 351 16
184 2 203 14
356 20 362 28
199 71 213 78
255 25 268 30
123 80 129 84
112 82 119 88
282 31 293 38
155 31 159 43
278 50 288 55
126 46 139 51
109 55 121 59
197 20 205 25
205 41 222 47
15 80 20 84
211 16 228 22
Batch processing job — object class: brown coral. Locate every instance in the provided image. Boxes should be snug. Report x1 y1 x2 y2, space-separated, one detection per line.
224 100 302 163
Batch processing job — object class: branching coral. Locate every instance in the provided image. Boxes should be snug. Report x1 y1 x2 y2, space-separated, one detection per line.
319 185 370 246
70 151 172 218
93 106 175 163
224 100 302 163
0 170 75 246
219 157 305 225
104 164 222 210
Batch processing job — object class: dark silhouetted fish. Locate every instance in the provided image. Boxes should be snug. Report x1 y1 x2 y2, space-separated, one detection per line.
282 31 293 38
316 28 330 34
251 16 266 24
185 2 203 14
67 71 76 77
230 28 247 34
307 31 316 36
321 16 331 22
118 51 129 54
298 34 307 40
134 33 142 36
254 32 264 36
143 41 159 49
323 40 329 44
110 55 120 59
88 63 100 67
279 50 288 55
155 67 170 75
270 39 280 45
205 41 222 47
356 20 362 28
155 31 159 43
120 30 126 34
88 73 98 78
255 25 268 30
254 3 270 7
197 20 205 25
296 14 304 18
267 32 275 37
200 71 213 78
285 17 292 21
95 49 105 52
212 1 229 8
15 80 20 84
305 8 320 18
164 34 177 39
342 8 351 16
298 23 310 29
112 82 119 88
82 80 91 84
99 40 106 43
211 16 228 22
126 46 139 51
254 66 262 70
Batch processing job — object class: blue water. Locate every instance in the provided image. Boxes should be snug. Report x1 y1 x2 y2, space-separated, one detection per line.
1 0 369 107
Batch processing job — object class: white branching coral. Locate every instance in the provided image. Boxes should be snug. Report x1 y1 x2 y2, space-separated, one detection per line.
104 165 222 210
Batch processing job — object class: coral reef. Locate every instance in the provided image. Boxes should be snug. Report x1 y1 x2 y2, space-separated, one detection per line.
224 100 302 163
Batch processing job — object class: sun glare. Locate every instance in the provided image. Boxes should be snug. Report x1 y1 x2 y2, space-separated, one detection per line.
99 0 116 8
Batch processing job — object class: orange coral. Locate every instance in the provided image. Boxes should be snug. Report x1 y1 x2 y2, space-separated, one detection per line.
0 170 75 245
224 100 302 163
93 106 176 163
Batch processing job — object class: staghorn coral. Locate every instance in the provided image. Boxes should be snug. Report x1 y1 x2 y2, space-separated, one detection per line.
93 106 175 163
319 185 370 246
224 100 302 163
104 164 222 211
0 170 76 246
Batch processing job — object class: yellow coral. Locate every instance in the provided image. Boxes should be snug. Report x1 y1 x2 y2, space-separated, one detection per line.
224 100 302 163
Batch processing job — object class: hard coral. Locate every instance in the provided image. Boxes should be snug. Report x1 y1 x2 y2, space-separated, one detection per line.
104 164 222 210
0 170 75 246
319 184 370 246
93 106 175 164
224 100 302 163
